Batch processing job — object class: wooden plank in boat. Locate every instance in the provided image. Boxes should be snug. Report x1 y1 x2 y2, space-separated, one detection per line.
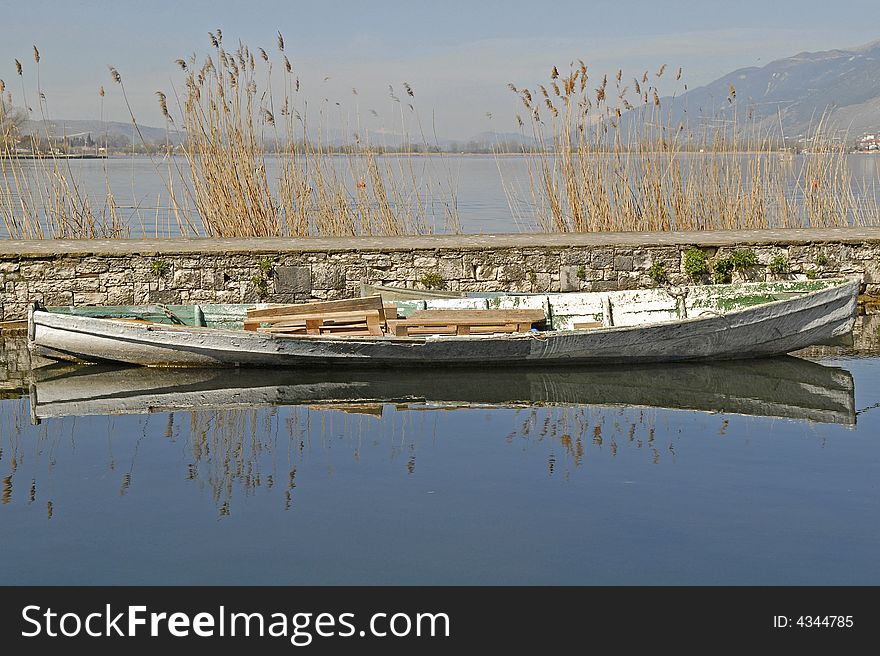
246 295 385 319
244 308 383 331
386 321 456 336
386 319 532 337
360 283 464 300
407 309 545 322
252 309 383 336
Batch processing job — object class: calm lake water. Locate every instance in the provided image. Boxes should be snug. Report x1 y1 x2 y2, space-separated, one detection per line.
2 151 880 584
1 326 879 585
3 153 880 236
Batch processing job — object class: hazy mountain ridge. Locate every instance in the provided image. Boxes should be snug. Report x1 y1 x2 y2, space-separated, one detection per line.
666 39 880 138
22 119 182 144
21 39 880 147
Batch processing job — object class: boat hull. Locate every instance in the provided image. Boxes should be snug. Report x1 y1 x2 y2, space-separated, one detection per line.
29 279 860 367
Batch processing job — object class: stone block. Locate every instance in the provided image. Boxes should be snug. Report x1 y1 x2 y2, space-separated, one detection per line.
475 265 497 281
438 258 463 280
147 290 183 304
496 263 525 283
312 265 346 290
20 262 51 278
559 265 582 292
274 266 312 294
631 251 650 270
106 287 135 305
104 271 133 287
591 249 613 268
74 292 108 306
71 277 101 292
617 272 641 289
204 269 229 291
532 273 551 291
76 258 110 274
559 250 588 266
344 267 367 282
213 290 242 304
172 268 201 289
613 255 633 272
413 256 439 268
13 284 30 301
133 284 152 304
304 252 329 264
523 253 557 272
44 291 74 306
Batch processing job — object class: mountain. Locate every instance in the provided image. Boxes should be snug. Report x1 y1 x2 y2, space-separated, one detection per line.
660 39 880 141
22 119 182 144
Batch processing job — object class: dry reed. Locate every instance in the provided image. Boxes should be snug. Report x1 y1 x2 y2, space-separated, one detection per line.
1 34 460 240
1 50 127 239
173 32 459 237
506 62 880 232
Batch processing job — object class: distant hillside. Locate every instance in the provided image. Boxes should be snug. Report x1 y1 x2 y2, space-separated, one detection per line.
659 39 880 141
453 131 535 149
23 119 182 144
18 119 535 152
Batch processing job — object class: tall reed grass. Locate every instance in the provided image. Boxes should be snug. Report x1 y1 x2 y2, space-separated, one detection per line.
2 39 878 239
504 63 880 232
0 33 460 239
173 32 459 237
0 48 127 239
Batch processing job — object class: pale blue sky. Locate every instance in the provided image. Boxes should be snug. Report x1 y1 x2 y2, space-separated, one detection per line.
2 0 879 138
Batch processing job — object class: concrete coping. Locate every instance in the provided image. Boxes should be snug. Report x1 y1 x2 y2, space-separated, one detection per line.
1 227 880 258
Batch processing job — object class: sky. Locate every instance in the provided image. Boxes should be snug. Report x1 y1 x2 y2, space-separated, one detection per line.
2 0 880 140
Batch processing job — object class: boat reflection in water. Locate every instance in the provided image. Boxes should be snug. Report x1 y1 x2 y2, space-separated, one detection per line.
1 356 857 520
29 356 855 426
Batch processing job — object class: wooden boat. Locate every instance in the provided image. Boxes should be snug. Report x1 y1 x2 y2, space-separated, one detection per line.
27 357 856 425
27 278 860 368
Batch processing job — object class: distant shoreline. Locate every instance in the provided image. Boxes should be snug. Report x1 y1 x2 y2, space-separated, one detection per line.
3 154 107 160
5 150 877 160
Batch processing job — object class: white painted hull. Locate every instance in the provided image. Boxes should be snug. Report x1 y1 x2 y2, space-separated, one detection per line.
29 279 860 367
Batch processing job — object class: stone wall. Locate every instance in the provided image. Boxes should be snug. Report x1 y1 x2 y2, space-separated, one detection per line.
1 228 879 321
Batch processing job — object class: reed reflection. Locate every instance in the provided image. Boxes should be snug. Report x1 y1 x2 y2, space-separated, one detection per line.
0 356 860 517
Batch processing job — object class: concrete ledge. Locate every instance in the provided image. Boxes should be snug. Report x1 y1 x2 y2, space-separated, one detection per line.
2 227 880 257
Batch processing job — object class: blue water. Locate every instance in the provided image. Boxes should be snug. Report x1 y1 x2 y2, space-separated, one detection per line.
1 355 878 585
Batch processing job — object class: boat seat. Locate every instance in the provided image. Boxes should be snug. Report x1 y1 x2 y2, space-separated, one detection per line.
244 295 387 335
386 309 545 337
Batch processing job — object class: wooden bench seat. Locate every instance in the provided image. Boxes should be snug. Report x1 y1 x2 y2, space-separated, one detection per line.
243 298 544 338
407 308 545 323
387 308 544 337
245 295 387 336
246 295 385 319
387 320 533 336
253 309 383 335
